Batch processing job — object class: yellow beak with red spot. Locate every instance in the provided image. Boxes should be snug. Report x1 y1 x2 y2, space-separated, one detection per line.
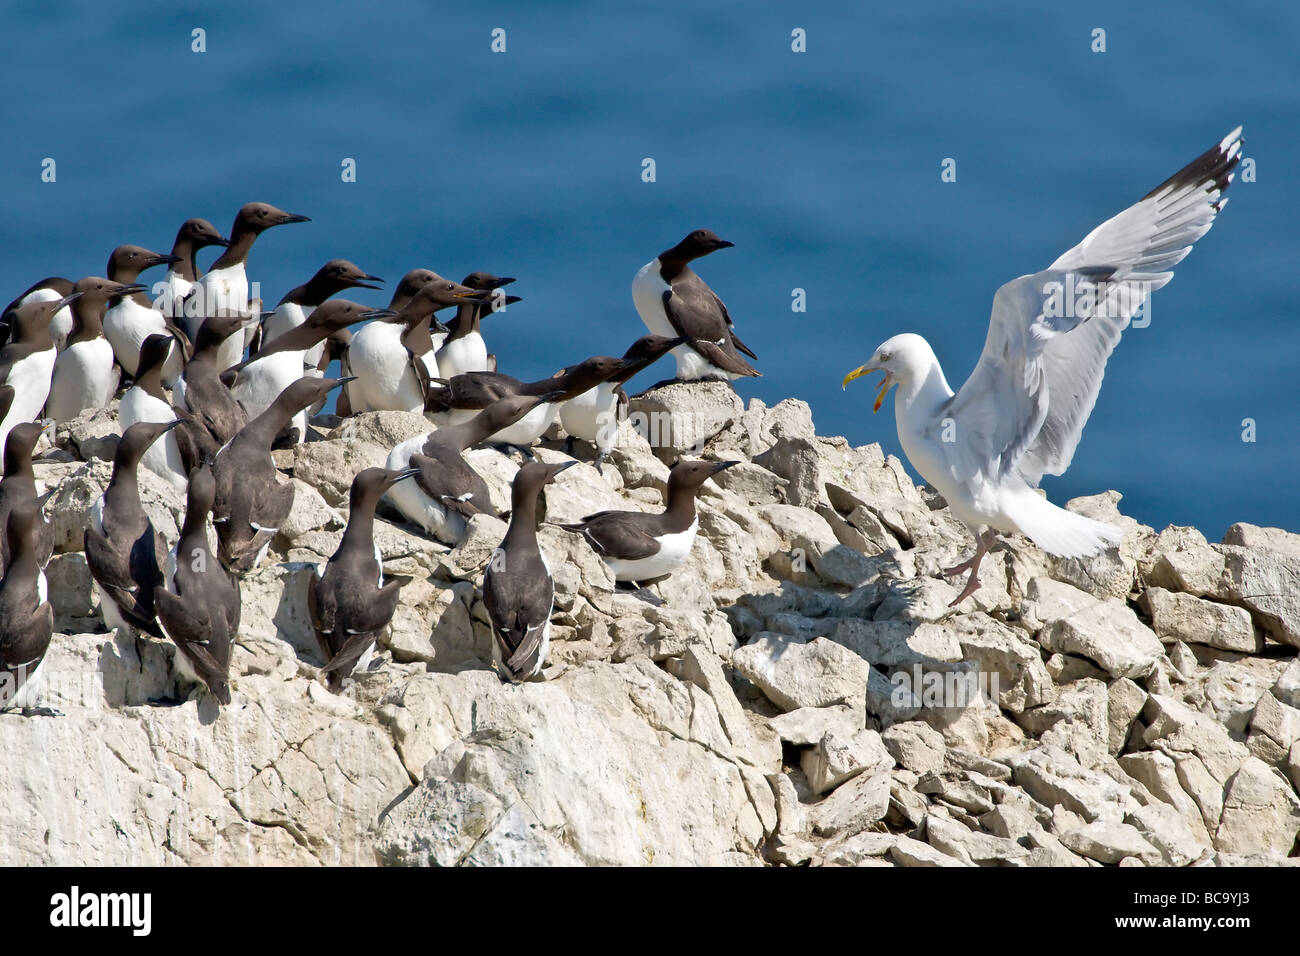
842 364 893 413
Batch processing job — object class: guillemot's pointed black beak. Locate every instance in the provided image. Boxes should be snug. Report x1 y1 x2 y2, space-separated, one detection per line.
56 291 83 308
211 234 231 247
360 308 397 321
711 460 741 472
150 254 183 268
277 213 311 225
714 239 735 250
113 283 149 298
351 273 385 290
488 276 516 289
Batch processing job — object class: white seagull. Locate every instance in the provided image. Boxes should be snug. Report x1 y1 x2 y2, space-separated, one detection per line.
845 126 1243 606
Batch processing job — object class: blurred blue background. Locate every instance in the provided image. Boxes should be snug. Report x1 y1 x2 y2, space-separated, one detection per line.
2 1 1295 536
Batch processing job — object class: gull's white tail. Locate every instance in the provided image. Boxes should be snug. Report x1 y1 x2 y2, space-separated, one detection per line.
1003 488 1123 559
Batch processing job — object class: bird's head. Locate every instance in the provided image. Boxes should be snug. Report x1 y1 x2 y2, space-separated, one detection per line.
842 333 934 413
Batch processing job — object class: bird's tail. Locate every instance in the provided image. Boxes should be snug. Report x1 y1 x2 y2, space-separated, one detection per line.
1003 489 1123 559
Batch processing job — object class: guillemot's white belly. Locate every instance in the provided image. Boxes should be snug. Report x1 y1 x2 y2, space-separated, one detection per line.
0 345 56 451
120 386 187 490
104 298 183 383
604 518 698 582
346 321 426 414
383 435 467 544
46 339 116 424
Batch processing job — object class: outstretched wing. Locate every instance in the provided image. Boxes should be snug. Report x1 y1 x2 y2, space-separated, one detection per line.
943 127 1241 489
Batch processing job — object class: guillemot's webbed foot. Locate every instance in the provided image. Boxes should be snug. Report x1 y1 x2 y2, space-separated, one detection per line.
948 569 983 607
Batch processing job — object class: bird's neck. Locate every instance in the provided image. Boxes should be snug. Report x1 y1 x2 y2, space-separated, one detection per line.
895 359 953 424
171 237 200 282
503 489 541 553
210 231 257 270
341 500 377 552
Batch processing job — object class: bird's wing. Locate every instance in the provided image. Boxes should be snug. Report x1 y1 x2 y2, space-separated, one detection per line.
410 454 494 518
448 371 524 409
306 565 338 662
565 512 661 559
663 283 759 376
483 558 551 676
709 290 758 358
944 127 1241 488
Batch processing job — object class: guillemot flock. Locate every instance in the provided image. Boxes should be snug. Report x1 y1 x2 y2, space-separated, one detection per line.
0 212 753 705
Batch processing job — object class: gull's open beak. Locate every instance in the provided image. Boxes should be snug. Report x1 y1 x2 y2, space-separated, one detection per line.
842 365 892 414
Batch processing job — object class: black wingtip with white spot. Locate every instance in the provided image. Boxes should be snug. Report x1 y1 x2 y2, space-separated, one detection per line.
1142 126 1243 202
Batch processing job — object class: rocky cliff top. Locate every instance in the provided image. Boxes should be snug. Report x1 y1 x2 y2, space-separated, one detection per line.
3 380 1298 866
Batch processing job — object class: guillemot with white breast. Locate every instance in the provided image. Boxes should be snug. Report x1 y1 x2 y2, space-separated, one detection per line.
559 333 687 470
631 229 759 381
157 218 229 321
188 202 311 372
0 293 78 454
227 299 394 445
102 244 187 384
47 277 143 424
344 272 491 414
385 391 563 543
253 259 383 368
119 334 189 491
562 459 739 587
433 272 519 378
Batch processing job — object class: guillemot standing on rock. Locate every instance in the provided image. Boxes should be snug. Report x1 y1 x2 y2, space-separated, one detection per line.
433 272 519 378
119 335 188 491
189 202 311 372
84 420 182 638
0 420 56 573
308 467 418 692
0 293 77 454
154 463 240 706
427 355 642 451
103 244 187 383
344 272 490 414
46 277 143 424
483 459 576 681
2 277 76 350
227 299 394 445
253 259 383 367
562 459 738 586
0 499 54 713
632 229 759 381
172 313 252 464
157 218 229 320
211 375 351 572
559 334 687 470
385 391 562 543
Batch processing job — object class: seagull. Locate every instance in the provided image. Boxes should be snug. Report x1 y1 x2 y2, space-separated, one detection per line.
844 126 1243 606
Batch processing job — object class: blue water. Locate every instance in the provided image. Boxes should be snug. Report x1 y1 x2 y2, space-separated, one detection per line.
3 1 1296 537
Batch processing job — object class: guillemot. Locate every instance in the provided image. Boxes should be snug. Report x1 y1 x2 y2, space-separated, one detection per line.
0 293 78 454
308 466 418 692
46 277 142 424
172 313 252 465
188 202 311 372
157 218 229 321
483 459 576 681
228 299 394 445
211 375 350 572
102 244 188 384
344 272 490 414
253 259 383 370
631 229 759 381
154 462 240 706
119 334 188 491
426 355 641 450
2 277 76 350
0 499 54 713
84 420 183 638
558 334 687 470
0 420 56 573
433 272 519 378
562 459 738 586
385 391 563 543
